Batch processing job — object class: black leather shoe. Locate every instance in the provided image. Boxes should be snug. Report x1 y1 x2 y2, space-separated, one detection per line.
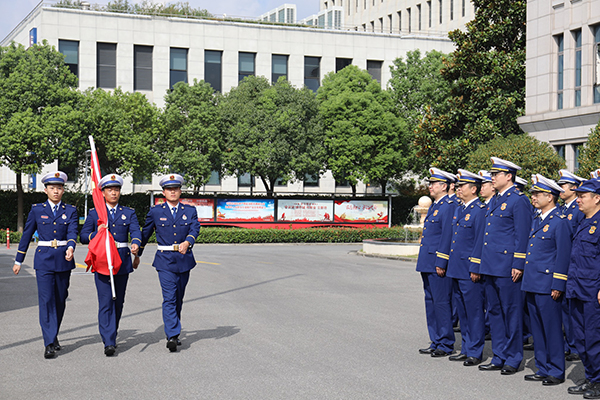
177 339 182 346
463 357 481 366
542 376 564 386
584 382 600 399
524 374 546 381
449 353 467 361
431 349 451 357
53 339 61 351
568 380 591 394
479 363 503 371
501 365 518 375
167 337 178 352
44 345 56 359
419 347 435 354
566 353 581 362
523 343 534 351
104 345 116 356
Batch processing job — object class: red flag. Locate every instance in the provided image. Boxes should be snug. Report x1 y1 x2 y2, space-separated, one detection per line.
84 136 122 275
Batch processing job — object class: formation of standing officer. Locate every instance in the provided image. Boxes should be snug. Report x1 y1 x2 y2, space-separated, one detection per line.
12 171 200 358
417 157 600 398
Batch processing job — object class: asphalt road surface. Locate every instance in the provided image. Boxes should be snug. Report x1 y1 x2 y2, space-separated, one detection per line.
0 243 583 399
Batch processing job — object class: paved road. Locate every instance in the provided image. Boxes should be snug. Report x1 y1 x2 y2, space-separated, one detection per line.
0 244 582 399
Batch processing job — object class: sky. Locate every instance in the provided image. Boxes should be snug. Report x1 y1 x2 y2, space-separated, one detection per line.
0 0 319 42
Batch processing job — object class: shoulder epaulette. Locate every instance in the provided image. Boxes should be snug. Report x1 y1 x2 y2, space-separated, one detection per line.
32 203 41 207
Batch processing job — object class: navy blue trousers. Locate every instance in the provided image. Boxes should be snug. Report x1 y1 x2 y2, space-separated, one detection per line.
562 297 577 354
453 278 485 359
421 272 454 353
526 292 565 379
157 269 190 339
95 273 129 347
484 275 523 368
570 299 600 383
36 270 71 346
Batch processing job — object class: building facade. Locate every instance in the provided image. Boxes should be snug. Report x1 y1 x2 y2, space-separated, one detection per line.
1 2 457 195
518 0 600 172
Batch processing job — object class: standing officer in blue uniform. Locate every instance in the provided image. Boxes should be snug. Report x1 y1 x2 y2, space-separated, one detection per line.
446 169 486 366
138 174 200 352
12 171 78 359
477 157 533 375
557 169 585 362
417 167 456 357
80 174 141 356
565 179 600 397
521 175 571 386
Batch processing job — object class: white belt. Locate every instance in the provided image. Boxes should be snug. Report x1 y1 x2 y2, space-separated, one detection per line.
38 240 68 248
157 244 182 251
114 242 129 249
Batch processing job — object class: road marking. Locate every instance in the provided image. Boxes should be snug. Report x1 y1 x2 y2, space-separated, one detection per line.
76 263 88 269
197 261 220 265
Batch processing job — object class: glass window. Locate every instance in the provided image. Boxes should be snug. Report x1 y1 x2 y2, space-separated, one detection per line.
97 42 116 89
272 54 288 83
407 8 411 33
133 174 152 184
275 178 286 187
554 145 565 160
304 56 320 92
462 0 465 17
239 52 255 82
574 29 582 107
134 45 152 91
398 11 401 32
450 0 454 20
574 143 583 172
427 1 432 28
336 58 352 72
417 4 421 31
278 9 285 23
170 47 188 89
205 50 222 92
594 25 600 103
59 40 79 80
304 173 320 187
556 34 564 110
439 0 442 24
388 14 393 33
238 173 254 187
367 60 383 84
207 170 220 185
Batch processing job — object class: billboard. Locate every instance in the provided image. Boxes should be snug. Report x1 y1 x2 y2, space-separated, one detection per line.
334 200 388 223
216 199 275 222
155 198 214 222
277 200 334 222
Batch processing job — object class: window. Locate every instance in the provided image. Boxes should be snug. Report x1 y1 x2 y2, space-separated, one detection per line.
439 0 442 23
417 4 422 30
133 173 152 184
370 21 375 32
554 145 565 160
574 143 583 172
556 34 564 110
272 54 288 83
336 58 352 72
328 11 333 28
428 1 432 28
278 9 285 23
59 40 79 79
450 0 454 20
304 56 320 92
462 0 465 17
379 17 383 33
134 45 152 91
388 14 393 33
367 60 383 84
407 8 411 33
304 173 320 187
207 171 220 185
275 178 287 187
97 42 116 88
238 173 254 187
398 11 402 32
574 29 582 107
335 10 342 29
239 52 256 82
205 50 222 92
594 25 600 103
170 47 188 89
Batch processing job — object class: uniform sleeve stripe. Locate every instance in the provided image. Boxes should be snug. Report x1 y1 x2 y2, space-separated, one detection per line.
131 238 142 243
469 257 481 264
17 250 26 254
553 273 568 280
187 235 196 239
436 252 450 260
514 253 526 259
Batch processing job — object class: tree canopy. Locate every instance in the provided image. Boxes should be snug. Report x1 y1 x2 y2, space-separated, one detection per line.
577 120 600 179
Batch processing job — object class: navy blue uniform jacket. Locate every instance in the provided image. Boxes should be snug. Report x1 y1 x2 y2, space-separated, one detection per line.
446 199 486 279
80 206 142 275
16 202 78 271
566 210 600 301
521 208 572 294
416 195 454 273
140 203 200 273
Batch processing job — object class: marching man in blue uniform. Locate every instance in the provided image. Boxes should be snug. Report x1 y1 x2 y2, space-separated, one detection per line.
12 171 78 359
80 174 141 356
138 174 200 352
521 174 572 386
565 179 600 398
417 167 456 357
446 169 487 366
477 157 533 375
557 169 585 362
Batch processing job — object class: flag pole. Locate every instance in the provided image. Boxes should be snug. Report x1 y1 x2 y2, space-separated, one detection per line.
89 136 117 300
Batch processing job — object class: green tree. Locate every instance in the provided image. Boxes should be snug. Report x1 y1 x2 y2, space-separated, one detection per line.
0 41 79 231
466 134 566 188
220 76 325 196
317 65 408 195
577 120 600 179
160 80 223 193
414 0 526 173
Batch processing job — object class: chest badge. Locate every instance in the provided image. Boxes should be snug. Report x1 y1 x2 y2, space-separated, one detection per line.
501 203 507 211
121 214 126 220
433 210 439 217
590 226 597 235
465 214 470 221
568 214 573 220
62 214 67 220
182 214 187 220
543 224 549 232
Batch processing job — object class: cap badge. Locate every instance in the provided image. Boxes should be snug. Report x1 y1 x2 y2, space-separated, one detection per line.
465 214 470 221
433 210 439 217
170 175 175 180
54 172 60 178
501 203 507 211
111 175 116 180
543 224 549 233
590 226 597 235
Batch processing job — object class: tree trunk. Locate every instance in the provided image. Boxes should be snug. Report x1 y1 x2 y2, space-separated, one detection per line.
17 173 24 233
379 179 388 195
351 183 357 197
261 176 273 197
